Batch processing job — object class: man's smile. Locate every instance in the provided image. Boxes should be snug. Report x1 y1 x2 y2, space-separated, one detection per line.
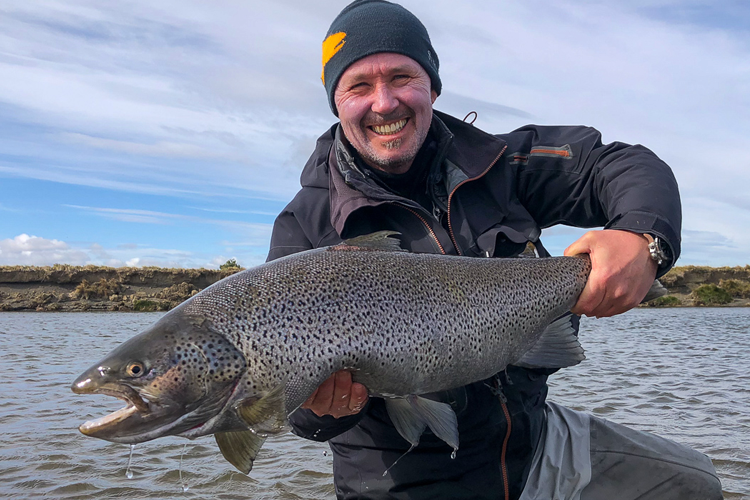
369 118 409 136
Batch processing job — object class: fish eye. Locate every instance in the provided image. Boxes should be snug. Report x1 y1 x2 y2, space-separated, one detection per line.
125 361 146 378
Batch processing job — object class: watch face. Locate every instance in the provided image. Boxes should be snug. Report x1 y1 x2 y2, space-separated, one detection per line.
650 237 671 265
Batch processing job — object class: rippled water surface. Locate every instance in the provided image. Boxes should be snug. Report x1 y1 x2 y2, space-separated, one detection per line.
0 309 748 499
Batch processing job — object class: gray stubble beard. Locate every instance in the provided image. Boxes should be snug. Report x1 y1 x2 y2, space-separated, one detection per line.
360 137 419 173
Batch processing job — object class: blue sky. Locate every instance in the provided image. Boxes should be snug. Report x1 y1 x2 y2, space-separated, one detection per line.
0 0 748 268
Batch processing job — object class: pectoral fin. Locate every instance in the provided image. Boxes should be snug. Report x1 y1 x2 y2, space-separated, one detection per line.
514 314 585 369
384 396 459 451
237 385 287 433
215 430 266 474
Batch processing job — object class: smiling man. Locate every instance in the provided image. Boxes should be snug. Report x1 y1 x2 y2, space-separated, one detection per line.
334 54 437 174
266 1 723 499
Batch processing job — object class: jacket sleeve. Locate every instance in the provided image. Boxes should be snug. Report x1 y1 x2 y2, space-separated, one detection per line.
508 125 682 276
266 201 366 440
287 402 370 442
266 208 314 262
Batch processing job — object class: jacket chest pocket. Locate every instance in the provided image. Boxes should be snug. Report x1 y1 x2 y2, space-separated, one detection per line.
471 225 530 258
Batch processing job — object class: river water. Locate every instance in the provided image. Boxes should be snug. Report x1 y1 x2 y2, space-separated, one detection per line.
0 309 748 499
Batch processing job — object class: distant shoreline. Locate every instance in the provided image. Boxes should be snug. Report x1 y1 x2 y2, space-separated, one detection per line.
1 264 748 312
0 265 241 312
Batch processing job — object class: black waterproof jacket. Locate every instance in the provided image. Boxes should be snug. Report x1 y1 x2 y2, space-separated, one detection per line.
266 110 681 499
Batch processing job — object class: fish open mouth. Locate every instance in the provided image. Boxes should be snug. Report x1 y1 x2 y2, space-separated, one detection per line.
78 385 151 435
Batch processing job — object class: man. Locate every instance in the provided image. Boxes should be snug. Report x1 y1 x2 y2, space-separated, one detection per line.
267 1 723 498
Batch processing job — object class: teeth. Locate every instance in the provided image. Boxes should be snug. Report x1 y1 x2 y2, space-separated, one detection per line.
372 119 407 135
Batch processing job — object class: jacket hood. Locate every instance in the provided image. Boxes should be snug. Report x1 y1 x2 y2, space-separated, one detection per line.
299 124 338 190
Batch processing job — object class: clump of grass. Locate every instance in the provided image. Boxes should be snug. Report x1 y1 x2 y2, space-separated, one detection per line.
132 299 171 312
718 279 750 299
647 295 682 307
31 292 58 308
157 283 196 302
220 259 242 271
71 278 122 300
692 285 733 306
132 299 159 312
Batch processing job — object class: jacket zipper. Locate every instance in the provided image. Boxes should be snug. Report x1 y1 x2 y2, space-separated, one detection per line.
446 145 508 255
400 205 447 255
500 400 511 500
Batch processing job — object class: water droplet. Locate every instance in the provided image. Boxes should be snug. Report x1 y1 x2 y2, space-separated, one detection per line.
179 443 189 492
125 444 135 479
450 450 457 460
323 450 328 456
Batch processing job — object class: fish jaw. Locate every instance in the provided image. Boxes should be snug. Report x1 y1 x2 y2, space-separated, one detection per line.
71 364 220 444
71 311 249 444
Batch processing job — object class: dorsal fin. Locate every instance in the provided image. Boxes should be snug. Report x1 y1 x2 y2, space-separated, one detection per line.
330 231 405 252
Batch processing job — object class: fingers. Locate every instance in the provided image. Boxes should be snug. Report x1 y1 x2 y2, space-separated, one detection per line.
564 232 592 258
301 371 368 418
570 276 605 316
567 230 658 318
349 381 368 413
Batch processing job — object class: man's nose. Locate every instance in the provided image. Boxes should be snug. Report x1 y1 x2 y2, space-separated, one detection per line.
370 84 399 115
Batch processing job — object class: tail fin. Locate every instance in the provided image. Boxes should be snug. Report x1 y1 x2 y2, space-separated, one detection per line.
641 280 668 303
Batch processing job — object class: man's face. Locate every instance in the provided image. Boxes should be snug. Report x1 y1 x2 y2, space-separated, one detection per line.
334 53 437 175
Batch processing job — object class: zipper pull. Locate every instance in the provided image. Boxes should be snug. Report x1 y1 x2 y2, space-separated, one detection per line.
432 203 442 221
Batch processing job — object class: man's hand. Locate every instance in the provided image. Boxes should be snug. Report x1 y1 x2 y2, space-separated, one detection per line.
301 370 369 418
564 229 658 318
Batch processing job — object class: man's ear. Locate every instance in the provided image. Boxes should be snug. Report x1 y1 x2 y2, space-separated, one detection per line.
431 90 438 104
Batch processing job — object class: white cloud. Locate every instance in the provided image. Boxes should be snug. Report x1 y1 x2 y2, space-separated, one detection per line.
0 234 89 266
0 1 747 265
0 233 267 268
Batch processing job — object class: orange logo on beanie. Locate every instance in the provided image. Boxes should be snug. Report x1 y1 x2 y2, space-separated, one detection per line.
321 32 347 84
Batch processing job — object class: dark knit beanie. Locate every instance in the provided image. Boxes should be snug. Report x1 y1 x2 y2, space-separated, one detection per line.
321 0 441 116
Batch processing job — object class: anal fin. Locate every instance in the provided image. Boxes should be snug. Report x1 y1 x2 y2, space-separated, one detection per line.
410 396 459 451
215 430 266 474
384 398 426 447
384 396 459 452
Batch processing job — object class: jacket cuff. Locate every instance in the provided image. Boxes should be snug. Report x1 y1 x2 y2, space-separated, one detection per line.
289 404 368 442
605 211 681 278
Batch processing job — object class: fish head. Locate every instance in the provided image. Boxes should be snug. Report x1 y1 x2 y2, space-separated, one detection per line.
71 312 247 444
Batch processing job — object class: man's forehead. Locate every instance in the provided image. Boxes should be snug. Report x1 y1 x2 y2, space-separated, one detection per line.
340 53 423 82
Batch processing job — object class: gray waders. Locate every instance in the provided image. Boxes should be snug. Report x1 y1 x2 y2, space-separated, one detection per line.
519 403 724 500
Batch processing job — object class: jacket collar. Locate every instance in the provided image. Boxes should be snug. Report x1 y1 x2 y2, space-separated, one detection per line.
433 110 507 180
325 110 508 235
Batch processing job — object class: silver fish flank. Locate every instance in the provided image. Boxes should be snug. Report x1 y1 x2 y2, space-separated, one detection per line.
72 231 613 474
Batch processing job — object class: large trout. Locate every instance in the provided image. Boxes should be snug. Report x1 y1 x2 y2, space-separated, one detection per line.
71 232 660 473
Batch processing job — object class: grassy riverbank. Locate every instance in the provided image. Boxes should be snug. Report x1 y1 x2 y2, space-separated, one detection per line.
0 264 748 312
0 264 242 312
648 265 750 307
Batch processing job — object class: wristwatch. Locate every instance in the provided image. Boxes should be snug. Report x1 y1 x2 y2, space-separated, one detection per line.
643 234 672 266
